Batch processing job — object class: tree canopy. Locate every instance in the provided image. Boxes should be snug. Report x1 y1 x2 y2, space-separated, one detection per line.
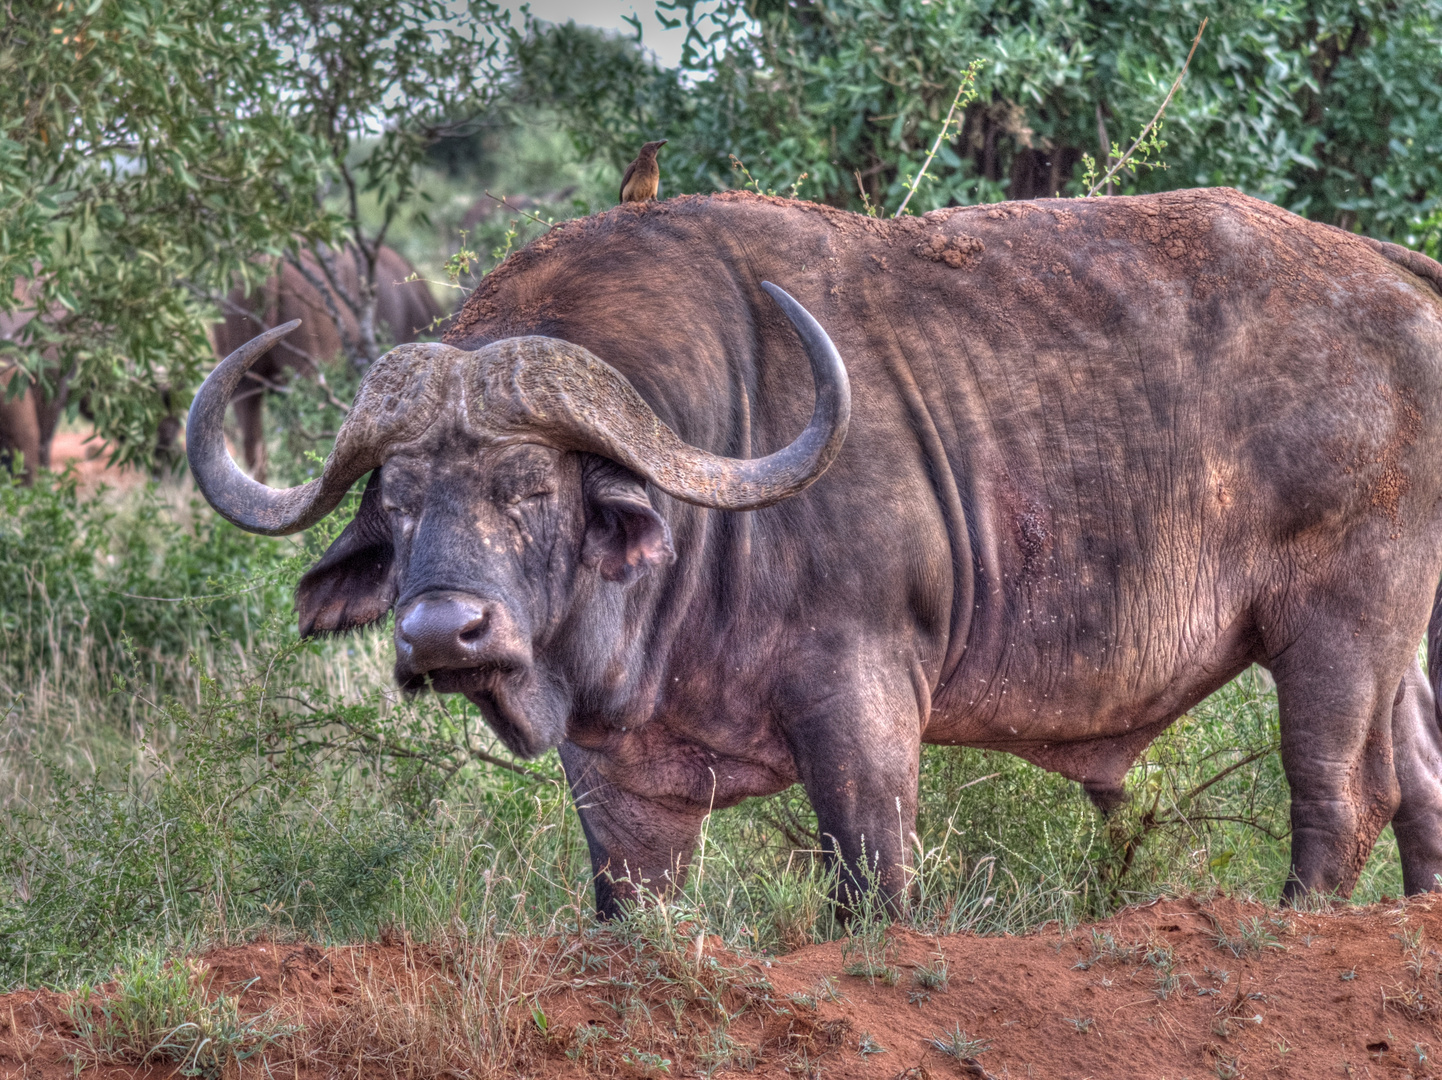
0 0 509 466
2 0 329 463
261 0 508 368
521 0 1442 247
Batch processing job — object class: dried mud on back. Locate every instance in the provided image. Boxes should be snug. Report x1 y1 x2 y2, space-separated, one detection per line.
5 896 1442 1079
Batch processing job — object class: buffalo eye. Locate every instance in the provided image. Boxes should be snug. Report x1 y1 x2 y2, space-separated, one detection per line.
380 492 415 519
502 488 554 544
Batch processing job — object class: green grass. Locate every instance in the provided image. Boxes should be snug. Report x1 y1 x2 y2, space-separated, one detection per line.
67 949 293 1078
927 1023 990 1060
0 471 1413 992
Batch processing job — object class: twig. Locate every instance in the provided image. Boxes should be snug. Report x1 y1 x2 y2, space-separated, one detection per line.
432 695 553 781
1173 743 1279 806
895 60 984 218
241 369 292 395
854 170 877 217
312 370 352 415
483 190 556 230
1085 19 1207 197
468 746 551 781
954 771 1002 792
1171 814 1287 842
194 270 354 416
106 579 282 603
285 247 357 367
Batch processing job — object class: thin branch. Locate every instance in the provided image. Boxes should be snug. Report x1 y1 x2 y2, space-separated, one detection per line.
1157 813 1287 842
200 284 267 325
340 159 362 248
307 242 362 322
240 368 292 395
319 242 369 366
954 771 1002 792
311 370 352 415
192 277 354 416
1175 742 1279 806
763 799 820 849
284 248 349 332
431 695 553 781
104 578 280 603
371 202 396 256
484 190 556 230
1086 18 1207 197
895 60 983 218
467 746 551 781
1094 101 1113 197
854 170 878 216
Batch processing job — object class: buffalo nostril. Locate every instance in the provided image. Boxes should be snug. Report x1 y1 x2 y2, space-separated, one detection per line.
458 612 489 644
397 596 493 670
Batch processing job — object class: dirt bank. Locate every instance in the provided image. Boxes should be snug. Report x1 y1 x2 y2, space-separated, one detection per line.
3 896 1441 1078
47 430 144 491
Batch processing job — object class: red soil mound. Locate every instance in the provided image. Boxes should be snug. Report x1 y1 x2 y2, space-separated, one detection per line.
4 897 1442 1078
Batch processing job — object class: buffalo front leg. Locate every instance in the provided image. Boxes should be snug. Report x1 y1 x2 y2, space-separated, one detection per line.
232 377 268 482
558 742 709 919
784 662 923 914
1271 638 1404 903
1391 658 1442 894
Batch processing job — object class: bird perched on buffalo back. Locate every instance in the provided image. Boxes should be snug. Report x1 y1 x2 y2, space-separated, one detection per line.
620 140 667 203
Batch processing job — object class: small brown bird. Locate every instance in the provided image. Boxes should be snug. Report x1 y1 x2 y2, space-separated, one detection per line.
619 140 667 204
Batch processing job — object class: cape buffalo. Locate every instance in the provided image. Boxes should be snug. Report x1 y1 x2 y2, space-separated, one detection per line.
214 244 443 481
188 187 1442 915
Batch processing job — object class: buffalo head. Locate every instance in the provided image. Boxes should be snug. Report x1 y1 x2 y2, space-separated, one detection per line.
186 284 849 758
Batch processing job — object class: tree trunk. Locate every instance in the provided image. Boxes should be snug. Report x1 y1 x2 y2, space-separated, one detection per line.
1007 146 1083 199
352 241 381 371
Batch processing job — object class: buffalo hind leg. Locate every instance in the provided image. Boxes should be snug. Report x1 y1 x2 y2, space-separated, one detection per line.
558 742 708 919
785 663 922 915
1391 658 1442 894
1271 638 1403 903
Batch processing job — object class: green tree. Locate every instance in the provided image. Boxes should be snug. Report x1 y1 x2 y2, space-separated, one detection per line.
260 0 511 368
0 0 514 469
519 0 1442 246
0 0 330 466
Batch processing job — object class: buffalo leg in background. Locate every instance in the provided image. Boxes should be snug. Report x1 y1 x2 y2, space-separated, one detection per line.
1390 658 1442 893
1271 620 1411 902
559 742 711 919
231 376 268 482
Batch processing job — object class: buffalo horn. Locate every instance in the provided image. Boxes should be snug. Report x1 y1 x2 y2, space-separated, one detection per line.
477 282 851 510
186 320 387 536
188 283 850 535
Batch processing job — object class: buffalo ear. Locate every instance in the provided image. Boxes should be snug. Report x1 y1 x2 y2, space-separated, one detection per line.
581 461 674 585
295 472 397 636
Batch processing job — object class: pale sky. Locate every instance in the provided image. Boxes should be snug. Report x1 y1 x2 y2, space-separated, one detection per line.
506 1 692 68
